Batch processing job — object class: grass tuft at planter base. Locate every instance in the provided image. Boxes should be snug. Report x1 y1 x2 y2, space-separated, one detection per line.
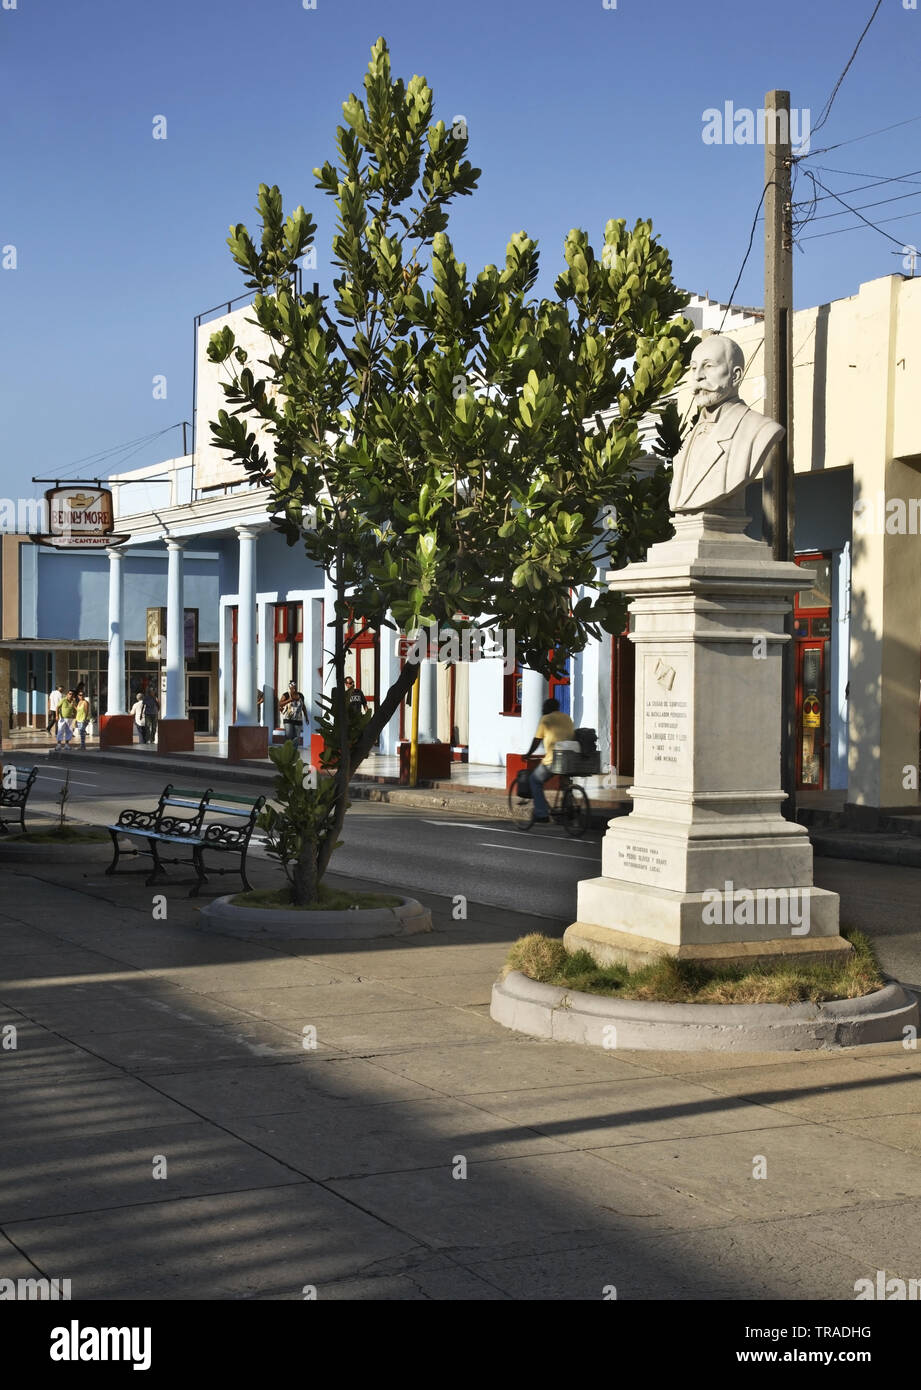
230 884 402 912
14 824 110 844
505 929 883 1005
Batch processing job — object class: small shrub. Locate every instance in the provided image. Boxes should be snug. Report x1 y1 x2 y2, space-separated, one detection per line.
505 933 567 982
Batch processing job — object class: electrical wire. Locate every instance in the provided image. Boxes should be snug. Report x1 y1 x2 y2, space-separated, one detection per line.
718 181 775 331
811 0 884 139
797 166 921 201
796 185 921 226
798 207 921 242
39 425 186 481
802 114 921 162
800 170 912 247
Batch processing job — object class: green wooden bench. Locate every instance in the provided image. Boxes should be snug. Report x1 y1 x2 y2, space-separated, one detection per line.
105 784 266 896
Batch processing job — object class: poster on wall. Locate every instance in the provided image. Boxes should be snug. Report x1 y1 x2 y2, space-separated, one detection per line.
184 609 198 660
146 607 166 662
147 607 198 662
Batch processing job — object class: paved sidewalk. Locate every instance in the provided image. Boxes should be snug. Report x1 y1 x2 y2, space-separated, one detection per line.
2 836 921 1300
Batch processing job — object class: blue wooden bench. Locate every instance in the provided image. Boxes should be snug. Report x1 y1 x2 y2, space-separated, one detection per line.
105 785 266 896
0 765 39 834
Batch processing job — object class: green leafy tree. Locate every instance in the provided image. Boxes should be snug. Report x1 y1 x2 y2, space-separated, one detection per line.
209 37 694 904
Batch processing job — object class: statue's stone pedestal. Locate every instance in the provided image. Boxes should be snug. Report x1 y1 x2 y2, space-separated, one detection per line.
565 511 848 970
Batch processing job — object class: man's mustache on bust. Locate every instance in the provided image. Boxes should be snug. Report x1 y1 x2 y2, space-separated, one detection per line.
693 383 738 410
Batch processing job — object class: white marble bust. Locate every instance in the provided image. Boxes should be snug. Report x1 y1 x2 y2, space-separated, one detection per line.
668 336 784 513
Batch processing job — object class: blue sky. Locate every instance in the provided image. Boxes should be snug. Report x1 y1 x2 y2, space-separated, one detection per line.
2 0 919 496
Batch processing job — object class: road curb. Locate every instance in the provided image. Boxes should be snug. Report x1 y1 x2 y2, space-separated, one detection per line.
811 833 921 870
199 892 433 940
490 970 919 1051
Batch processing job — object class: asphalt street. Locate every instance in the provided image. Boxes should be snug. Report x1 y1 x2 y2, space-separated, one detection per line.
14 757 604 920
12 755 921 981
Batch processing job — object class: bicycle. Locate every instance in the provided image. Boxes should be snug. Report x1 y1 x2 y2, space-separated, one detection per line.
508 770 592 838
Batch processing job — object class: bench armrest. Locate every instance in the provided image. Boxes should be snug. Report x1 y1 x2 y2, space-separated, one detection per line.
201 822 254 848
115 810 158 831
157 816 204 838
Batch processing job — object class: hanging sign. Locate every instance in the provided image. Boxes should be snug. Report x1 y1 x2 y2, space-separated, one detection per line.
31 484 128 549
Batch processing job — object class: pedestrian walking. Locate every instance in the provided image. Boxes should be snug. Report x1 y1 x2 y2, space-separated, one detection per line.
143 687 159 743
131 692 148 744
344 675 368 714
279 680 308 745
56 689 77 748
74 693 90 751
47 685 63 737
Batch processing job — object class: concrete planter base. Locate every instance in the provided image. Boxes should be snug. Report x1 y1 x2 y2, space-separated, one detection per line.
227 724 269 762
157 719 195 754
199 893 432 940
491 970 919 1051
99 713 134 748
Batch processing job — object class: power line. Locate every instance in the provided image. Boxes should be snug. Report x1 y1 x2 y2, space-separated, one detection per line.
808 164 921 190
794 167 921 205
801 113 921 162
41 425 185 480
798 207 921 242
811 0 884 139
801 171 912 247
795 185 921 226
718 180 775 331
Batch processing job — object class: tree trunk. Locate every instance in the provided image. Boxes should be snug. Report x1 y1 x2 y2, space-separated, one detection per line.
292 835 318 907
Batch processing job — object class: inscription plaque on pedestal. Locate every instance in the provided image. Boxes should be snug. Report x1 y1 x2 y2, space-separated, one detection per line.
642 653 690 775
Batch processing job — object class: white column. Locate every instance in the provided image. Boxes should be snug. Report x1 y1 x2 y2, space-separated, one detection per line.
164 539 185 720
106 548 125 714
520 667 546 741
418 658 438 742
235 527 259 726
256 596 274 727
304 595 324 727
218 601 233 742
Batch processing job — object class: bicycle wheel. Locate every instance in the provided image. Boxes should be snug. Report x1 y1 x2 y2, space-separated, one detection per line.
561 785 591 838
507 784 534 826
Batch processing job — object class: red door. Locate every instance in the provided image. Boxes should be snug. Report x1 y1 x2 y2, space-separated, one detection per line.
346 614 379 714
274 602 303 725
794 553 832 791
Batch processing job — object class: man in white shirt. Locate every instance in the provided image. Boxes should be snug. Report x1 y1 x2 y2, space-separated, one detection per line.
47 685 64 737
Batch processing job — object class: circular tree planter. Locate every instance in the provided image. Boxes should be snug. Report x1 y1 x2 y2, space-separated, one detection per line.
491 970 919 1051
199 893 432 941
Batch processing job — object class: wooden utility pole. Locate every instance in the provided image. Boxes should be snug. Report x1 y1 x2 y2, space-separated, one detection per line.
763 89 797 819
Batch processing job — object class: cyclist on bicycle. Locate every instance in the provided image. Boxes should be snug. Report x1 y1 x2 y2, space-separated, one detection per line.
522 697 575 824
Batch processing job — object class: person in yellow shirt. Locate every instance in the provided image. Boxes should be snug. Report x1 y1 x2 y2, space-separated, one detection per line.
56 690 77 747
74 694 91 750
522 697 575 824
